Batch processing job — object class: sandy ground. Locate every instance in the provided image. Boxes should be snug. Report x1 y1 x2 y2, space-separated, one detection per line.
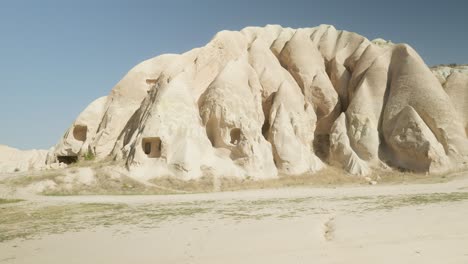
1 174 468 263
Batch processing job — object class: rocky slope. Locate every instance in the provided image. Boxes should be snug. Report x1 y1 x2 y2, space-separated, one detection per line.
8 25 468 178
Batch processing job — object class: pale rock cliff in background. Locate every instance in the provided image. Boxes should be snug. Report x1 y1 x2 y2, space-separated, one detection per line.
0 145 49 173
2 25 467 178
432 65 468 138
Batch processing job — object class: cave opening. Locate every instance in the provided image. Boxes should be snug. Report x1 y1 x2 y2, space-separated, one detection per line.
230 128 241 145
142 137 162 158
261 119 270 140
57 156 78 165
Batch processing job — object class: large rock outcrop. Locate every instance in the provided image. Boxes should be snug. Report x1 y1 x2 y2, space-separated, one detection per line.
0 145 48 173
7 25 468 178
432 65 468 138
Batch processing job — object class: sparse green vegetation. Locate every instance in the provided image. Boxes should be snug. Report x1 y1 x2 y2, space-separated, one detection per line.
373 167 466 185
0 198 24 204
0 202 128 242
431 63 468 69
1 171 62 187
83 151 95 161
150 175 217 193
1 190 468 242
367 192 468 211
149 166 368 194
1 164 465 196
42 171 162 196
0 200 216 242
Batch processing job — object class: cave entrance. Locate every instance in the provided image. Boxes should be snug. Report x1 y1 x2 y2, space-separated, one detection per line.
230 128 241 145
142 137 162 158
73 125 88 142
57 156 78 165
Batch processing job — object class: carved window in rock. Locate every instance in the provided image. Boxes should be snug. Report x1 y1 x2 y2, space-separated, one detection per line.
73 125 88 142
230 128 241 145
142 137 162 158
144 142 151 155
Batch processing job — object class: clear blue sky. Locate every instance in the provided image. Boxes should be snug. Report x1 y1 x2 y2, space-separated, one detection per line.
1 0 467 149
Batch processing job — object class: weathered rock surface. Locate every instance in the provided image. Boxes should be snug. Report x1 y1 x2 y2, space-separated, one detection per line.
0 145 48 173
2 25 468 178
432 65 468 138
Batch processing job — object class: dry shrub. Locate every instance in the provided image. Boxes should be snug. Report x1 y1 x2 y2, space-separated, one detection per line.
149 166 368 193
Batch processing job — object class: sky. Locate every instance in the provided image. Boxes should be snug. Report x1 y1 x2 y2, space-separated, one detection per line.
0 0 467 149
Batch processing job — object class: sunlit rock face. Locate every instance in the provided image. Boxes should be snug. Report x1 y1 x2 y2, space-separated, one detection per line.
46 25 468 178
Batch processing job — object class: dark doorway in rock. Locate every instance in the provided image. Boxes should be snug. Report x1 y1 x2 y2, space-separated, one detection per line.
230 128 241 145
73 125 88 142
142 137 162 158
144 142 151 155
261 119 270 140
57 156 78 164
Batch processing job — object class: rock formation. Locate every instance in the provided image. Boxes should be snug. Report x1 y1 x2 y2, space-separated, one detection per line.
432 65 468 138
0 145 49 173
3 25 468 178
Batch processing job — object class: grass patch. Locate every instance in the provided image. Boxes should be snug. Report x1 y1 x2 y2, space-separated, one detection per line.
3 191 467 242
149 166 368 194
2 163 466 196
42 171 169 196
431 63 468 69
1 171 62 187
150 175 216 193
1 166 174 196
0 198 24 204
83 151 95 161
149 166 467 194
358 192 468 212
376 192 468 210
0 199 218 242
0 202 129 242
0 196 324 242
373 167 467 185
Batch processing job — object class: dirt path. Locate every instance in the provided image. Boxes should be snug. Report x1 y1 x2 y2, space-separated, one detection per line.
1 174 468 263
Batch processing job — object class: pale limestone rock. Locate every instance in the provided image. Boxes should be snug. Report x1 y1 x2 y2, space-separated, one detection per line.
329 114 370 175
83 55 180 158
0 145 48 173
278 28 340 134
115 73 244 179
383 45 468 170
444 72 468 136
385 106 449 173
432 66 468 137
4 24 466 179
53 96 107 158
267 82 322 174
198 58 277 178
